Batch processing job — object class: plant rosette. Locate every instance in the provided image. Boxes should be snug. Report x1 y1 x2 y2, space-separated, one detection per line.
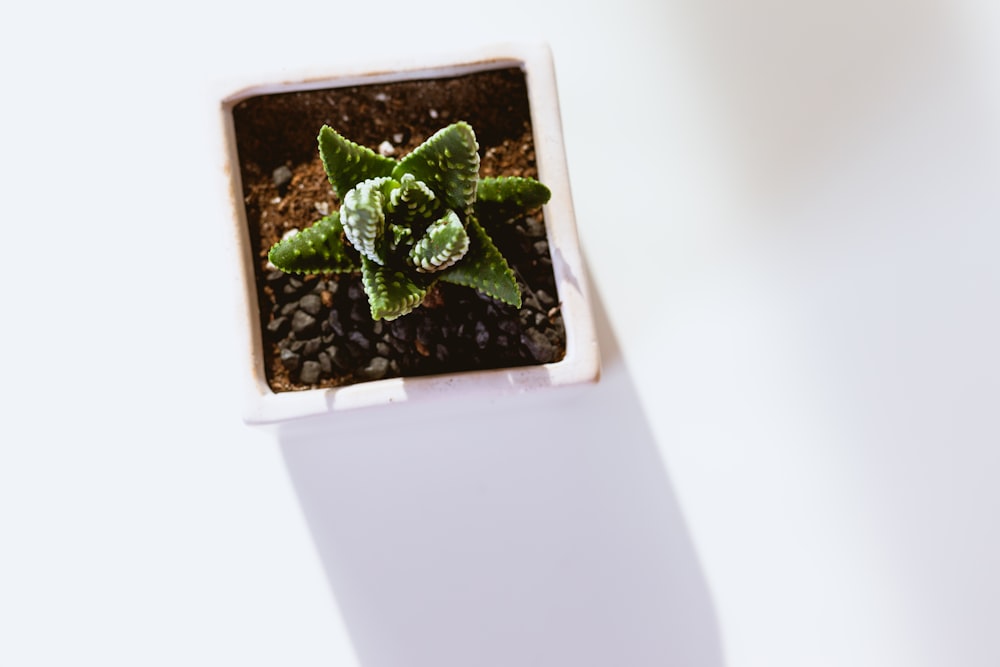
221 43 599 424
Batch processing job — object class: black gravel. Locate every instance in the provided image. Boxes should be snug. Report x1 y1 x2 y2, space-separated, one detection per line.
262 213 566 389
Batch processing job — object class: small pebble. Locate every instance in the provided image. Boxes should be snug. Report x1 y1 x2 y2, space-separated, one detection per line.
318 351 332 374
350 302 368 323
328 310 344 336
521 329 557 363
299 293 322 316
299 360 321 384
302 337 322 358
291 310 318 336
326 345 350 371
523 292 541 311
280 348 301 372
390 319 413 341
358 356 390 380
523 217 545 238
474 321 490 348
347 330 371 350
272 165 292 189
497 318 520 336
266 316 290 339
385 335 408 354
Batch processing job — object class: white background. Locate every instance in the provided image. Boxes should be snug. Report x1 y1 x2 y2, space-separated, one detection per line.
2 1 999 665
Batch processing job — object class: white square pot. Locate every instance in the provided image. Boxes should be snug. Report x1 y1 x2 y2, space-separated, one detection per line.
221 43 599 424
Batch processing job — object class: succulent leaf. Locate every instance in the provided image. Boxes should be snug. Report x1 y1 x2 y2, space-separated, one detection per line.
318 126 397 199
408 210 470 273
438 214 521 307
477 176 551 208
393 122 479 211
341 177 395 265
267 212 357 274
387 173 440 225
360 256 428 321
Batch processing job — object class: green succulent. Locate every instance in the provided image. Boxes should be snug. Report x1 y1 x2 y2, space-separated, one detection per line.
267 122 551 321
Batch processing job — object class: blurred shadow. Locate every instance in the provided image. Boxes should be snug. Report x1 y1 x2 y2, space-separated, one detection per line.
669 0 956 205
279 286 724 666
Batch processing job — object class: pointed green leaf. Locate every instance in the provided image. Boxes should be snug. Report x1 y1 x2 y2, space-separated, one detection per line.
360 256 428 321
318 126 397 199
476 176 550 208
393 122 479 211
438 214 520 307
267 212 357 274
409 210 469 273
341 177 396 265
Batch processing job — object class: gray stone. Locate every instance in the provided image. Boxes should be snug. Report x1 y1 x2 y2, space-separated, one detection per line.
358 356 390 380
299 293 322 316
347 330 371 350
266 316 289 339
272 165 293 189
280 348 301 372
299 360 321 384
302 337 322 358
291 310 318 336
318 351 332 374
521 329 557 363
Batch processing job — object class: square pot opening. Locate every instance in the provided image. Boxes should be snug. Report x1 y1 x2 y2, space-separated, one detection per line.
222 45 598 423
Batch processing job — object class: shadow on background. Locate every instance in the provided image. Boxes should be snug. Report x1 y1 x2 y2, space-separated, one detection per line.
279 286 723 666
665 0 957 207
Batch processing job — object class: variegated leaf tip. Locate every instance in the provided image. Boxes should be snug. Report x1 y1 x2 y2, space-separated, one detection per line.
409 210 469 273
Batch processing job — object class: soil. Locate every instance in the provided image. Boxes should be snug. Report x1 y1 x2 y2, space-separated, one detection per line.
231 67 566 392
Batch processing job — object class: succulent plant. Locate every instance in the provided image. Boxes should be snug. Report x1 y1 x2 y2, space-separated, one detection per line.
267 122 550 321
